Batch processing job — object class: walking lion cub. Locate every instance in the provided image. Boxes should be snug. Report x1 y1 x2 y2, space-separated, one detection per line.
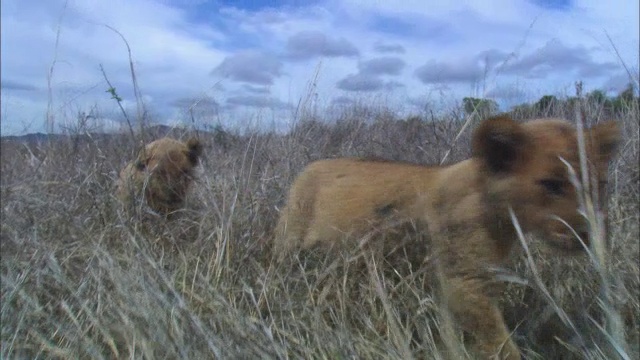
274 115 620 359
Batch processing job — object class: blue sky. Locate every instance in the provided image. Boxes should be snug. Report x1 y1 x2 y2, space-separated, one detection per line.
1 0 638 135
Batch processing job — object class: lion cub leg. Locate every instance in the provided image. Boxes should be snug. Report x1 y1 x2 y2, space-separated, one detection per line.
443 277 521 360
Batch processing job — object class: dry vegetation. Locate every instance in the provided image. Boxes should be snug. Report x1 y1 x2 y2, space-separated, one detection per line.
1 94 638 359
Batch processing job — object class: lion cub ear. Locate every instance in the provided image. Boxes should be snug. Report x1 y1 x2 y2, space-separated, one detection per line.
588 121 621 163
186 138 203 166
472 115 529 174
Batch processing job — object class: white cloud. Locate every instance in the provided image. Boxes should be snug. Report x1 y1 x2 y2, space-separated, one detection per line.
212 50 283 85
1 0 637 135
359 57 406 76
226 95 292 110
336 73 385 92
284 30 360 60
373 42 406 54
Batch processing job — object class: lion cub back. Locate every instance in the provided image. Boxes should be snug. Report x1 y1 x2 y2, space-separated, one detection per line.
274 158 440 253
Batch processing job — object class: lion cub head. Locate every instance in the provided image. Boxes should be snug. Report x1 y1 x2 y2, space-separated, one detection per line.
116 137 203 215
473 116 620 251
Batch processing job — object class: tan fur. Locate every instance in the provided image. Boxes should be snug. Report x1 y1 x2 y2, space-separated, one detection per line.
274 116 620 359
116 137 203 215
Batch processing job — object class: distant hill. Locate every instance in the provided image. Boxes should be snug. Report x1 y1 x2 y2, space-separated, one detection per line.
1 132 69 143
1 125 201 144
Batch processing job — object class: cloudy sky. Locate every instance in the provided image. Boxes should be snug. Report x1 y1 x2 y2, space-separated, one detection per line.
1 0 638 135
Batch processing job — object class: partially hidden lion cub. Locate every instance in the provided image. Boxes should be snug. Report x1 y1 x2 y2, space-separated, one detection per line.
117 137 203 215
274 115 620 359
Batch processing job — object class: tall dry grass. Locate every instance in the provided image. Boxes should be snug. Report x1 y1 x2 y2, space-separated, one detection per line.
1 91 638 359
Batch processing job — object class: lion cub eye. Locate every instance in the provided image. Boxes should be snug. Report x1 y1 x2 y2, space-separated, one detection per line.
135 161 146 171
538 179 565 196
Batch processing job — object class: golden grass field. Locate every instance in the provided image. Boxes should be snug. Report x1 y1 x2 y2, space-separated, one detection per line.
1 96 638 359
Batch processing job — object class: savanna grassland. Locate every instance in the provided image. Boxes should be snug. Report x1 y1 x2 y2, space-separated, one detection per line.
1 93 638 359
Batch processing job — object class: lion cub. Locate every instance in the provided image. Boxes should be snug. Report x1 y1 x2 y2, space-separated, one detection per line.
274 115 620 359
117 137 203 215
